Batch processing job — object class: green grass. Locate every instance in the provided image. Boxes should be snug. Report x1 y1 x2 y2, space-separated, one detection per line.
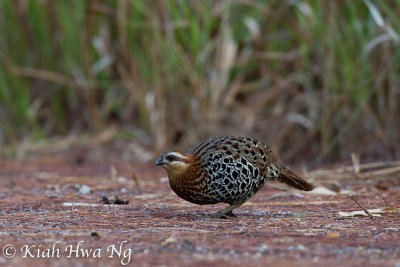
0 0 399 163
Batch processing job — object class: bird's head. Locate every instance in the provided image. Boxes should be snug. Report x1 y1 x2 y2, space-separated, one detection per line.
154 151 191 177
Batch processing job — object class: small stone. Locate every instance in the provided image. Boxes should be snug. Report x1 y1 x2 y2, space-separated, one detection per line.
77 185 91 195
257 244 269 252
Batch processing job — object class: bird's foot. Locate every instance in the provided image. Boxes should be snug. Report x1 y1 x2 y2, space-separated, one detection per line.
222 210 236 217
205 210 236 219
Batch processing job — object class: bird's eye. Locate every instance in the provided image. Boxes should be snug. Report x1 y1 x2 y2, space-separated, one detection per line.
166 155 176 161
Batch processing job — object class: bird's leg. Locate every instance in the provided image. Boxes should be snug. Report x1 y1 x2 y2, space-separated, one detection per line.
216 203 243 217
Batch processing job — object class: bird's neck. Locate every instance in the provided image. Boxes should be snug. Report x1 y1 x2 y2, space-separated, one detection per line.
166 155 202 200
166 166 189 182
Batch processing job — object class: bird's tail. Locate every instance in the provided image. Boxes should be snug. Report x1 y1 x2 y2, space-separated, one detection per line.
278 166 314 191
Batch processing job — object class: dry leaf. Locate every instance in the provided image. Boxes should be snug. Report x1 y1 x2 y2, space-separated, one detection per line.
326 233 340 238
308 186 337 195
161 237 177 246
338 208 385 217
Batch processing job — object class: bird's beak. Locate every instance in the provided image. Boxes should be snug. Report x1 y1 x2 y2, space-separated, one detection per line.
154 156 165 166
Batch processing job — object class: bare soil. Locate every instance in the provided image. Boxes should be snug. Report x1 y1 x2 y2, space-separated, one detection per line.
0 157 399 267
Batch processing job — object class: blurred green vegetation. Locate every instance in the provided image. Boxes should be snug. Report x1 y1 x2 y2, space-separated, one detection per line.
0 0 399 163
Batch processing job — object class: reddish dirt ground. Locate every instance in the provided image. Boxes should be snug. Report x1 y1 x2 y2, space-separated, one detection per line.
0 157 399 266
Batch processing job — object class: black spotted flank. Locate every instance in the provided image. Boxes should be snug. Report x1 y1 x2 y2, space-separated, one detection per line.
181 136 297 207
248 165 253 174
232 170 239 179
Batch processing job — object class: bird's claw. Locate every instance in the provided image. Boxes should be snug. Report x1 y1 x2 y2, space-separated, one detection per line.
205 210 236 219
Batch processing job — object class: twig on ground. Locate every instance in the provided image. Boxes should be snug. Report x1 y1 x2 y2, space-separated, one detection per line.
350 195 373 219
382 197 389 207
126 162 141 192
